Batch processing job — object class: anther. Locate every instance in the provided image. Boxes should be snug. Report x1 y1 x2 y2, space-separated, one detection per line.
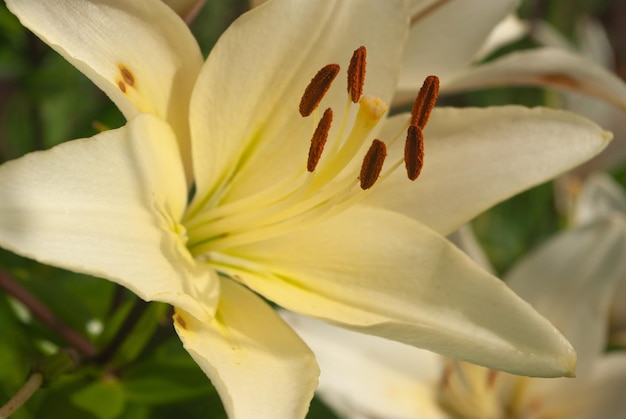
359 139 387 190
347 46 367 103
307 108 333 172
404 125 424 181
410 75 439 129
299 64 340 117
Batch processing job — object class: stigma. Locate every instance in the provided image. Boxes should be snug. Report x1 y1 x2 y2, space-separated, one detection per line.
298 46 439 190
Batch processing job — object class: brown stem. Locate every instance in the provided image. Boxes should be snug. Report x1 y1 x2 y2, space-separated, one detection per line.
0 270 97 357
0 372 42 418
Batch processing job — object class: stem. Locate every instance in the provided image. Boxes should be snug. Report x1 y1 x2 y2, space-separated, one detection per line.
0 270 97 357
0 373 43 419
94 298 150 366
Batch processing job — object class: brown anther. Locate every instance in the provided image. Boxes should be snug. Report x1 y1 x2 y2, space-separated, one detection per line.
299 64 340 117
119 65 135 86
307 108 333 172
404 124 424 181
410 75 439 129
347 46 367 103
359 139 387 190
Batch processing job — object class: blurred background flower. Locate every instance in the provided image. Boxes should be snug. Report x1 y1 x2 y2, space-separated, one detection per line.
282 172 626 419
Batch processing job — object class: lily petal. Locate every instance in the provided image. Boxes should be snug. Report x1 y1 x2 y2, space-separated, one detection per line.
524 354 626 419
216 206 576 377
398 0 519 98
281 310 447 419
442 48 626 112
504 217 626 375
6 0 204 178
474 14 529 61
174 279 319 419
188 0 409 205
574 173 626 225
162 0 205 23
0 114 217 321
364 106 611 235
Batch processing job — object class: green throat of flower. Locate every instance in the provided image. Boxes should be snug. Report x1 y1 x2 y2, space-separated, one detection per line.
183 46 439 256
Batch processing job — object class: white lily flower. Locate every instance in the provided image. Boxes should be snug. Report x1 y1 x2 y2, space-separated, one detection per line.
546 19 626 179
0 0 613 416
573 174 626 347
397 0 626 112
284 173 626 419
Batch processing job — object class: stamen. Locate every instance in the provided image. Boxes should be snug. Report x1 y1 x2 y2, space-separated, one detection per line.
307 108 333 172
359 139 387 190
347 46 367 103
299 64 340 117
404 124 424 180
410 75 439 129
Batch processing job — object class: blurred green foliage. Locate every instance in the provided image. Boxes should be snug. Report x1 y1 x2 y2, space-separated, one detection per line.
0 0 625 418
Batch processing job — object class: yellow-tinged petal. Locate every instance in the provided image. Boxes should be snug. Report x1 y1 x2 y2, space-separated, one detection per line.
188 0 409 206
281 311 448 419
0 114 217 321
442 47 626 112
505 217 626 376
397 0 519 102
6 0 204 181
519 354 626 419
364 106 611 235
215 206 576 377
174 279 319 419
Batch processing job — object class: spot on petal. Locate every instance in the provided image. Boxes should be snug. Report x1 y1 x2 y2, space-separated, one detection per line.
117 80 127 93
119 64 135 86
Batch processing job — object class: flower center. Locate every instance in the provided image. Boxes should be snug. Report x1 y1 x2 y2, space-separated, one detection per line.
184 46 439 256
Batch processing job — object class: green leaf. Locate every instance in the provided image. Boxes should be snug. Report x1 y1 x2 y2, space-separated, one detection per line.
121 337 217 405
70 379 126 419
106 302 169 369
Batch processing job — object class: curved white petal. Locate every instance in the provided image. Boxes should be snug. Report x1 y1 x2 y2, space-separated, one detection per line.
281 311 447 419
447 225 495 273
398 0 519 100
574 173 626 225
474 14 529 60
442 48 626 112
504 217 626 375
0 114 217 321
174 279 319 419
6 0 204 178
364 106 611 235
188 0 409 207
522 354 626 419
215 207 576 377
